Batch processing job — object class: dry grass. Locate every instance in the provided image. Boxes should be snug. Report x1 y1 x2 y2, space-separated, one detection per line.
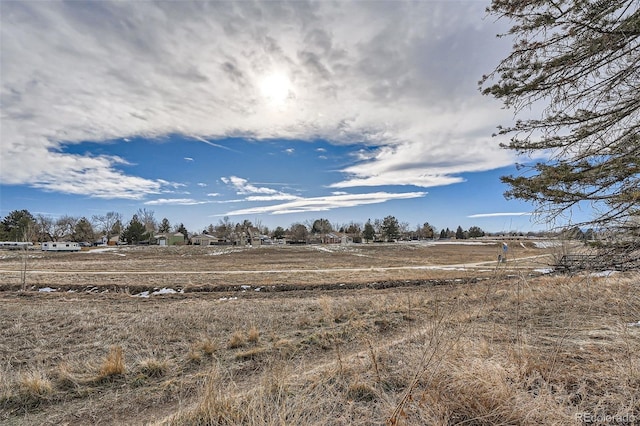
97 346 126 381
138 358 169 378
1 243 638 425
227 330 246 349
247 326 260 344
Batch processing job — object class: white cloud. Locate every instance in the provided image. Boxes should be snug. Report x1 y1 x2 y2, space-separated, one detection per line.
197 182 208 187
468 212 532 218
221 191 426 216
184 157 194 162
221 176 280 195
1 1 514 198
221 175 301 202
144 198 209 206
191 136 238 152
206 192 220 197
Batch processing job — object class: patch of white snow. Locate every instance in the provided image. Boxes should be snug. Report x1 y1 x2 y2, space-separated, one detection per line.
152 288 177 295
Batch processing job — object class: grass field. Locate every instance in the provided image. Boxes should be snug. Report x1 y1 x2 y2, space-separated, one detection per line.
1 241 638 425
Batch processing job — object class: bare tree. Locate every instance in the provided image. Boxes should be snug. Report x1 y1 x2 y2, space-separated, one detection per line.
35 214 53 242
92 211 123 242
52 215 77 241
136 208 157 234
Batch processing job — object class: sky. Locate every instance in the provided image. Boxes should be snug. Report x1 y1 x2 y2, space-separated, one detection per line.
0 0 572 234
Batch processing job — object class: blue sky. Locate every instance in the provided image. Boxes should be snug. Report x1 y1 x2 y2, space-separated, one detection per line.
0 1 576 234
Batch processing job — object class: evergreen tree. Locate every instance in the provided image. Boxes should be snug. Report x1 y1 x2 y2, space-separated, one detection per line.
455 226 465 240
175 223 188 241
382 215 400 241
73 217 95 242
1 210 36 241
363 220 375 243
482 0 640 240
121 215 149 245
273 226 286 240
421 222 435 239
158 218 171 233
311 218 333 242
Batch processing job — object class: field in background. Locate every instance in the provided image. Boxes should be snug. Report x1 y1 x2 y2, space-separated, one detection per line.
1 241 638 425
0 240 557 291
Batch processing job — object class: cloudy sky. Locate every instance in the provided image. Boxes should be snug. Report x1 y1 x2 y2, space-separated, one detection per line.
1 0 558 234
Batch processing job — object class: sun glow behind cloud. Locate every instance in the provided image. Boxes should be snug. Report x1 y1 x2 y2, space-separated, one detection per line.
259 73 293 106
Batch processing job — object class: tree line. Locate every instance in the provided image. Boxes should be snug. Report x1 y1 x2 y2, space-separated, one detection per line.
0 209 551 245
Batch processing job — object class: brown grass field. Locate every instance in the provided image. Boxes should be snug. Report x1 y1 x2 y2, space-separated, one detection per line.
1 241 639 425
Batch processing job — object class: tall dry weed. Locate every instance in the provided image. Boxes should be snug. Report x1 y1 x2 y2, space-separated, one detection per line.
98 346 126 380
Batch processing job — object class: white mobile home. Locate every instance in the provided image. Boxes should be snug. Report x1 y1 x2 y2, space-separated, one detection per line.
42 242 81 252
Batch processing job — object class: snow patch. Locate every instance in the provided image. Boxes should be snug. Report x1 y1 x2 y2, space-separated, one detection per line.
531 240 562 249
208 248 244 256
152 288 178 295
133 288 180 297
219 296 238 301
38 287 56 292
534 268 554 274
88 247 126 256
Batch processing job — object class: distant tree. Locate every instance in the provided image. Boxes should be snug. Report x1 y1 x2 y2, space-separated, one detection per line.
121 214 149 245
159 218 171 234
583 228 596 241
136 208 157 234
455 226 465 240
311 218 333 235
73 217 95 242
289 223 309 242
238 220 253 232
564 226 585 241
206 223 215 235
175 223 188 240
421 222 435 239
398 221 410 240
363 220 375 243
273 226 286 240
112 219 123 238
52 215 77 241
481 0 640 241
215 216 233 241
34 214 53 242
92 211 122 241
382 216 400 242
468 226 485 238
1 210 36 241
439 229 447 239
345 222 362 243
373 219 382 238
